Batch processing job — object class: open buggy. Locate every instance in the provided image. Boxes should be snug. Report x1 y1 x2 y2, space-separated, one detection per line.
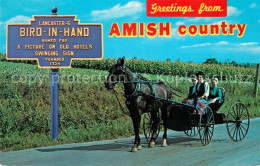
143 89 250 145
105 58 250 151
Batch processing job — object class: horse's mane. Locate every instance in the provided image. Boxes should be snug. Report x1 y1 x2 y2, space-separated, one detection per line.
126 66 148 81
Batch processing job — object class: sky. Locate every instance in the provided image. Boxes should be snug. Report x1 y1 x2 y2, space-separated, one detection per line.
0 0 259 63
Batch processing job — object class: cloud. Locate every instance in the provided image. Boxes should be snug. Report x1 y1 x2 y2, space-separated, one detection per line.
187 17 213 22
239 42 258 46
175 21 185 26
215 41 257 46
250 3 257 8
225 46 260 54
217 41 229 45
245 47 260 53
0 15 31 26
181 41 260 54
181 43 212 48
227 6 241 16
210 20 228 25
91 1 143 20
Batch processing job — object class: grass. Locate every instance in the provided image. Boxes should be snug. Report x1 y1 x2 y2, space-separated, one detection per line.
0 61 259 152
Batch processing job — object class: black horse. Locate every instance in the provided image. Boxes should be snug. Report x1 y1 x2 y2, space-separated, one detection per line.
105 57 172 152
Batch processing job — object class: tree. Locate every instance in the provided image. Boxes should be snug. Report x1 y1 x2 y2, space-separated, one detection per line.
205 58 219 64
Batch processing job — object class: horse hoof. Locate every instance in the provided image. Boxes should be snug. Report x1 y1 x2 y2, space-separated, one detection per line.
161 139 167 147
137 144 142 150
131 146 138 152
149 141 155 148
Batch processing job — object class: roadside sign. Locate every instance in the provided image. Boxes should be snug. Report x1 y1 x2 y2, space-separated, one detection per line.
7 15 103 68
6 8 103 139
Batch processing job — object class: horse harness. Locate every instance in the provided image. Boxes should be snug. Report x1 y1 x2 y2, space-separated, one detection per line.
111 65 169 114
111 65 181 115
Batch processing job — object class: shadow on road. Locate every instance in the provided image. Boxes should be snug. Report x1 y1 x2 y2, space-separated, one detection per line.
36 142 132 152
36 136 201 152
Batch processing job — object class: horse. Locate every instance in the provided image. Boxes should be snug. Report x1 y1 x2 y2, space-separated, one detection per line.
104 57 172 152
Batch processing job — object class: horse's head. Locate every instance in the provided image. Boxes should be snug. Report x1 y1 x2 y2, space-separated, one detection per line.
105 57 126 89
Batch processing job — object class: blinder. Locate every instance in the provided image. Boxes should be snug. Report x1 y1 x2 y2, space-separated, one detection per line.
109 65 126 74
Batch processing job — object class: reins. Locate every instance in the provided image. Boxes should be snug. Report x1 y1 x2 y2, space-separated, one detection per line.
112 87 131 116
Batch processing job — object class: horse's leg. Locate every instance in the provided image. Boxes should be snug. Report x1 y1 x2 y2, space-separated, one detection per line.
130 108 142 152
161 105 169 147
149 109 159 148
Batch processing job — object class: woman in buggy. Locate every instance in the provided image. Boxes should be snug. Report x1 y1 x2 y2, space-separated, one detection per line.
205 77 224 112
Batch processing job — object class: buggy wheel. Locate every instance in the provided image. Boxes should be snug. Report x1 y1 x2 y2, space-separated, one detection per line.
184 127 198 137
227 102 250 142
198 106 214 146
143 111 160 142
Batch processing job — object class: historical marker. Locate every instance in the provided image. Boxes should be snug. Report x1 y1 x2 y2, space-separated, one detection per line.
7 10 103 68
6 7 103 139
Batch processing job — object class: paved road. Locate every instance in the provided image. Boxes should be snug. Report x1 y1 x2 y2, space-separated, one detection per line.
0 118 259 166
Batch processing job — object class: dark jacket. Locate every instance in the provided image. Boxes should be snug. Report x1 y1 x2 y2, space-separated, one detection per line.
188 82 206 99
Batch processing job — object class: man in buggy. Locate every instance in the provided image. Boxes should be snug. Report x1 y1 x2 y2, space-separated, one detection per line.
184 71 210 114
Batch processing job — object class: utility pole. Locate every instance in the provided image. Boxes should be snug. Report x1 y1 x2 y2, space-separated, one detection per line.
254 64 260 97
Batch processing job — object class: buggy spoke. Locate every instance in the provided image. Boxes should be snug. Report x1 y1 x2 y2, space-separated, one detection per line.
208 113 213 122
189 129 192 136
239 128 247 138
229 112 236 120
228 123 235 128
208 128 213 135
209 128 213 138
204 131 207 144
239 126 245 138
237 104 242 118
238 127 242 141
204 132 207 144
232 106 237 118
207 129 211 142
239 106 244 118
229 124 236 133
240 124 248 132
206 130 210 143
232 126 237 139
236 104 240 118
235 127 239 141
241 122 249 126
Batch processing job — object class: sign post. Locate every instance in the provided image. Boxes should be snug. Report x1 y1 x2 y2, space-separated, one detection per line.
50 7 59 139
6 7 103 139
51 68 59 139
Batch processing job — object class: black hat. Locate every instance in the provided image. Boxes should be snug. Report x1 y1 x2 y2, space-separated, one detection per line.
196 71 205 77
